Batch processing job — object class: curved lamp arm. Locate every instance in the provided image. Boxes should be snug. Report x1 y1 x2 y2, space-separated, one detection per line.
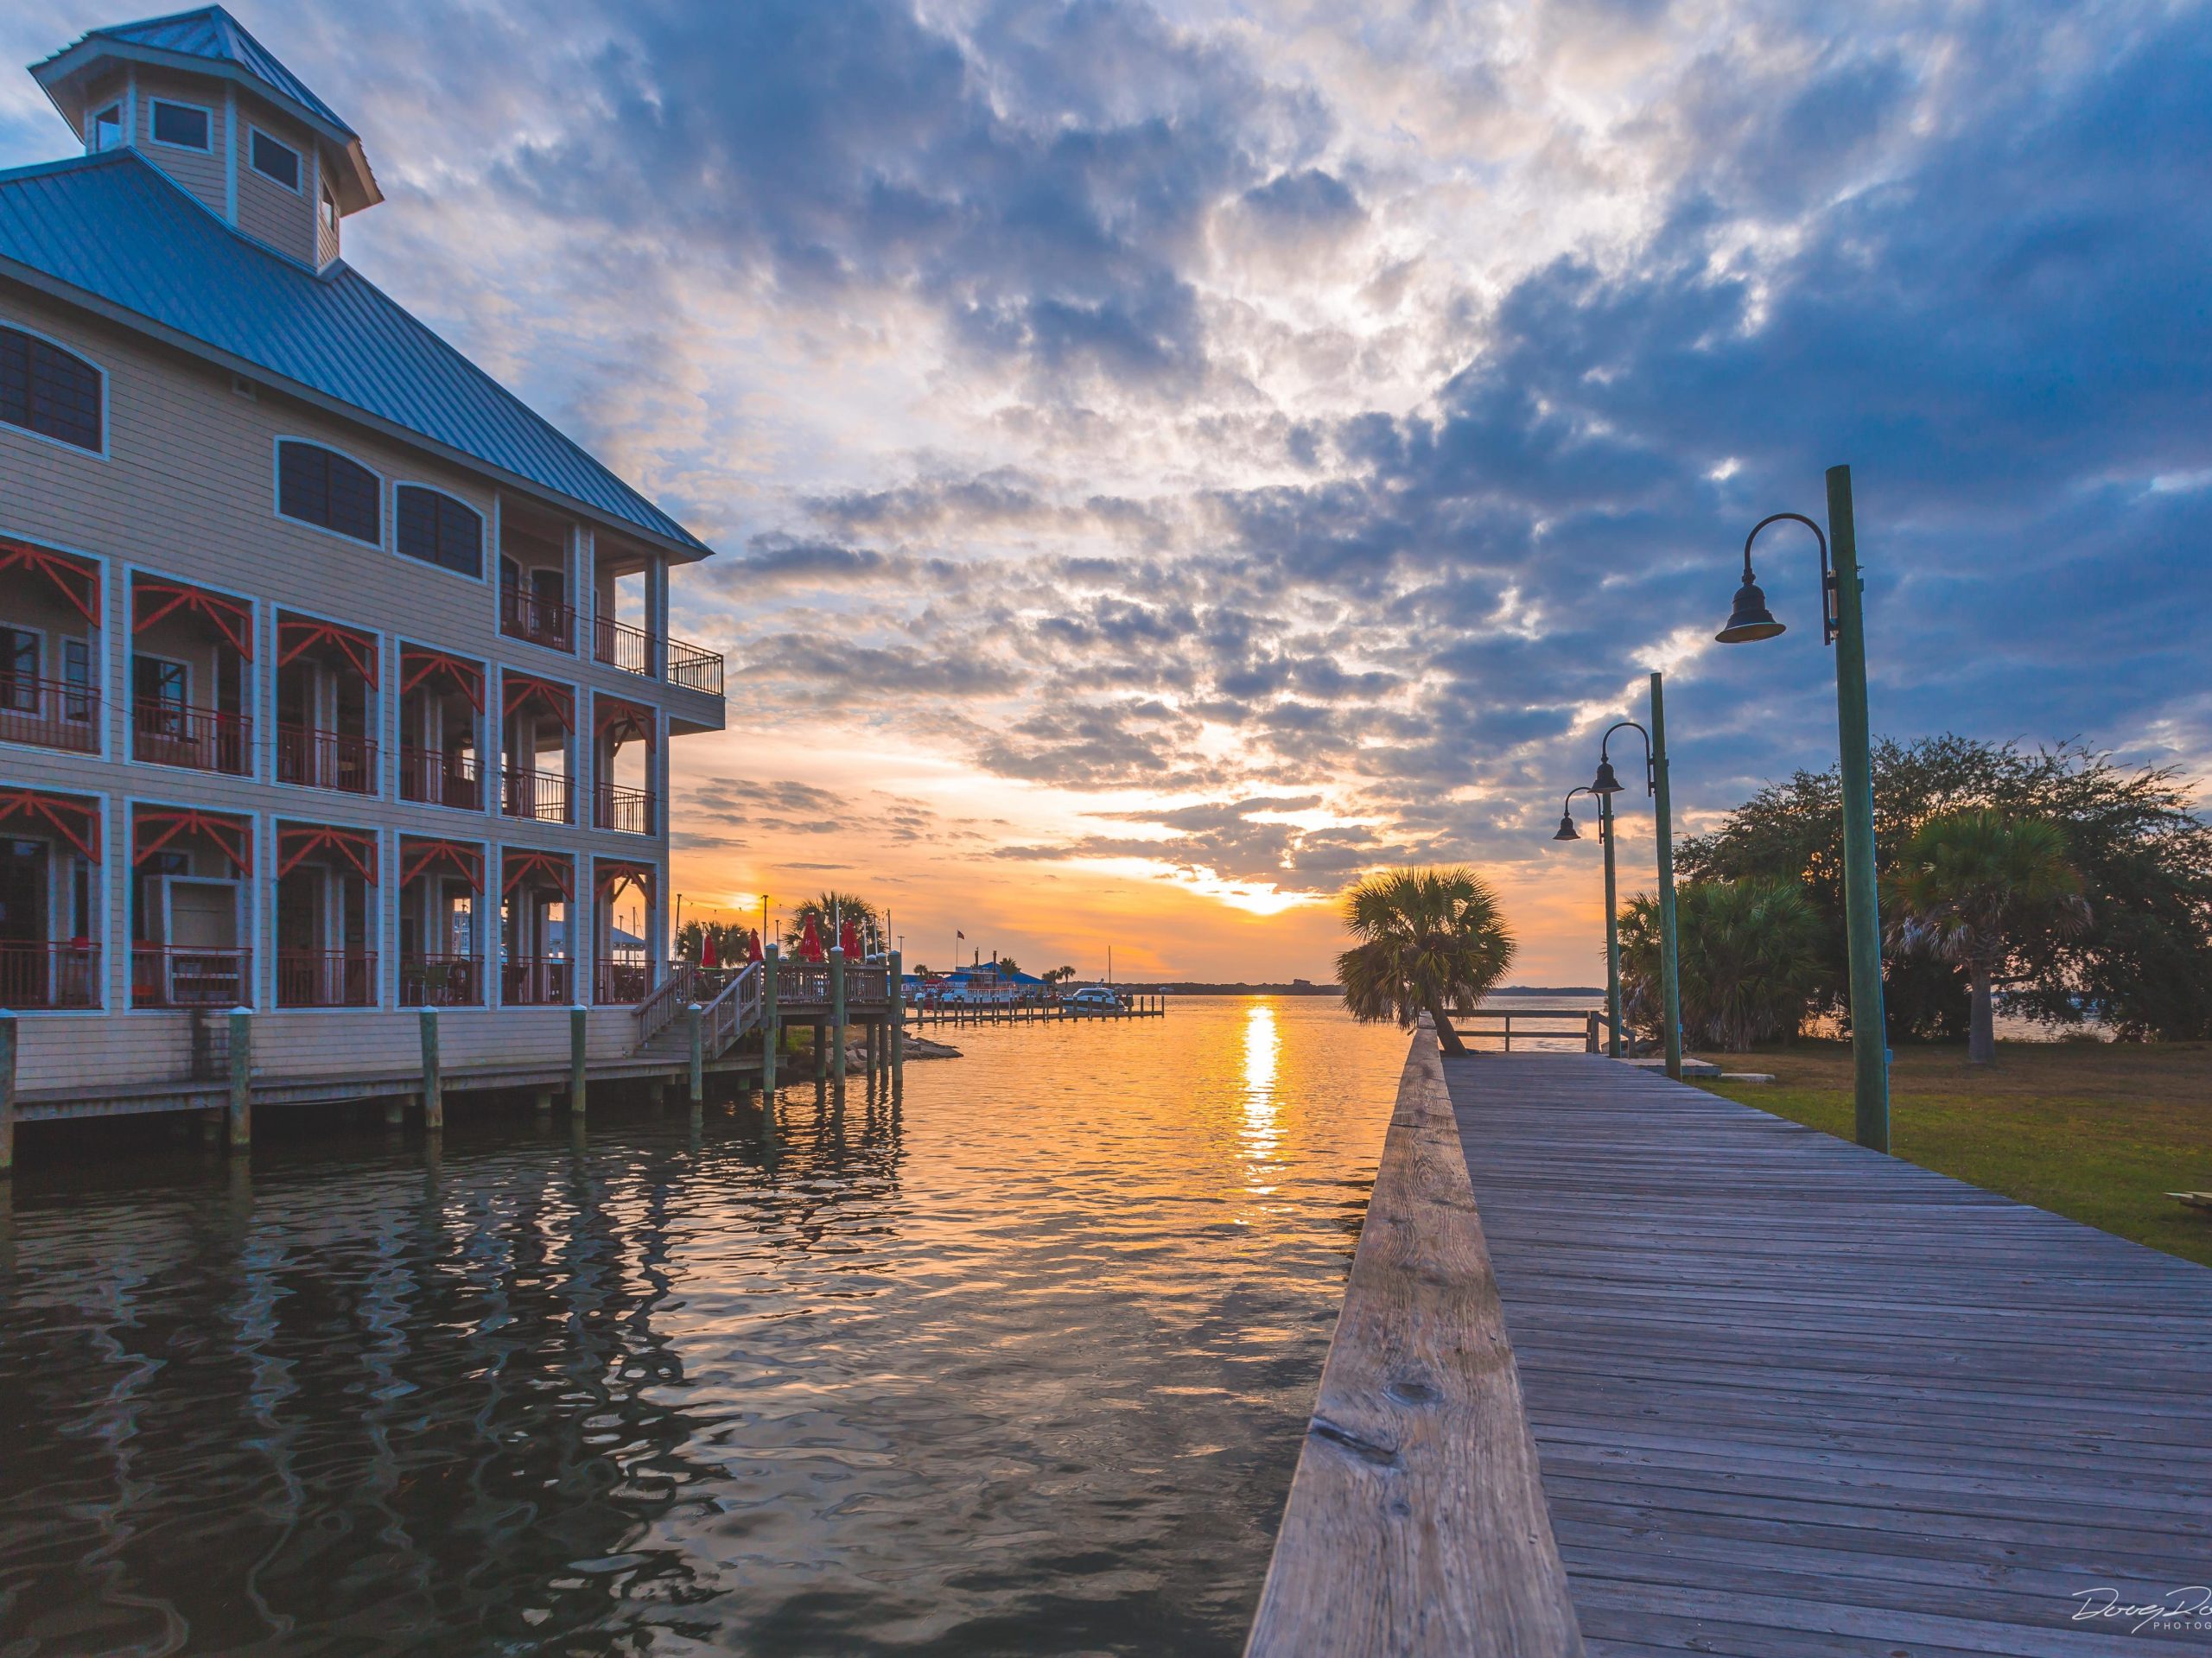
1743 511 1839 646
1599 720 1656 798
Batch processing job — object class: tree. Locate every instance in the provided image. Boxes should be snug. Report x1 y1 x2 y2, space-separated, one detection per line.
1336 867 1516 1058
1885 810 2091 1064
1043 965 1077 985
1677 736 2212 1040
783 892 879 951
995 956 1020 976
676 919 749 962
1618 879 1823 1052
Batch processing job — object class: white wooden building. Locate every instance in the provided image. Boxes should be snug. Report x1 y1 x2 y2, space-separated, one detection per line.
0 8 724 1108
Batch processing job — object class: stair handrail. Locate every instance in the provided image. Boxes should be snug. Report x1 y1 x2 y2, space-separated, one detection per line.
633 962 698 1046
698 960 763 1058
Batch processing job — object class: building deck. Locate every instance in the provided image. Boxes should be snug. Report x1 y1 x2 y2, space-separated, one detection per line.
1443 1052 2212 1656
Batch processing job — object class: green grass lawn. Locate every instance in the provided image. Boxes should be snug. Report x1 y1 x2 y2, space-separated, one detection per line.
1699 1040 2212 1267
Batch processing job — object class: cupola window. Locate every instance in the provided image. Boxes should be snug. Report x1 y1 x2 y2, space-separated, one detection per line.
250 129 300 192
149 99 211 151
0 325 104 454
277 441 380 544
89 104 123 152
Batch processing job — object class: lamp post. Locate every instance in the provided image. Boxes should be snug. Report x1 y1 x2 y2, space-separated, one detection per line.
1716 465 1888 1153
1550 786 1624 1058
1590 678 1681 1078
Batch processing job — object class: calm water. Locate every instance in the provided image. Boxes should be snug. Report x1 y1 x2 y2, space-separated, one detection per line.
0 997 1416 1656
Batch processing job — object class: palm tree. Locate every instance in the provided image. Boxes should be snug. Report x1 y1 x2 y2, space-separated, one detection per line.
1336 867 1516 1057
1885 810 2090 1064
783 891 880 952
1619 879 1821 1052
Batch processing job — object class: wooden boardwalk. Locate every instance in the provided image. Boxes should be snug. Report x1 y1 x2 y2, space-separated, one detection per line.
1443 1053 2212 1656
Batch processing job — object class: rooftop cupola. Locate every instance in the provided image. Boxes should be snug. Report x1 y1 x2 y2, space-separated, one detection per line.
29 6 380 271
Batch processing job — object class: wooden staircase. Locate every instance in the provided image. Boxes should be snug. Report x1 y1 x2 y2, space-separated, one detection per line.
631 962 764 1060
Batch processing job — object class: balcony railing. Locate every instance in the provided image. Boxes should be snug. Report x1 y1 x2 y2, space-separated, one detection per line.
666 638 723 696
502 765 572 823
0 940 101 1009
0 675 100 753
502 957 572 1006
594 782 657 835
591 613 725 696
134 699 251 775
276 724 378 794
399 744 481 810
276 950 378 1007
500 586 575 652
595 960 650 1005
400 952 480 1007
131 944 251 1008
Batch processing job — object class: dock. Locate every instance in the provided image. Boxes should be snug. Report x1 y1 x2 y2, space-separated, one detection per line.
1251 1045 2212 1655
903 992 1166 1028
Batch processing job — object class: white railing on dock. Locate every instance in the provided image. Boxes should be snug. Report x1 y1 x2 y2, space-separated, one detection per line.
1244 1036 1583 1657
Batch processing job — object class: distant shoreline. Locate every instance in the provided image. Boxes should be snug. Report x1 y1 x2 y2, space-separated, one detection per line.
1147 983 1605 997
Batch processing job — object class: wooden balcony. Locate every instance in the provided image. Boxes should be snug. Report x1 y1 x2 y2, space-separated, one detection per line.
276 724 378 795
0 676 100 753
502 957 572 1005
399 745 481 810
0 940 101 1009
131 944 251 1008
501 765 572 823
592 613 725 696
594 781 657 835
133 699 251 776
276 950 378 1007
399 953 480 1007
594 960 649 1005
499 587 574 653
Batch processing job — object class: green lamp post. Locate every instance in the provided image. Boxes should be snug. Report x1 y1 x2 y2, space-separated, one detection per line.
1590 681 1681 1078
1550 785 1624 1058
1715 464 1889 1153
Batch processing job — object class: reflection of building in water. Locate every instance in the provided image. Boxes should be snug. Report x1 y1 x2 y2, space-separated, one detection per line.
0 1113 906 1650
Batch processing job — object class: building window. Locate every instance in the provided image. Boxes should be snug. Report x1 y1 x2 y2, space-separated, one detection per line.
149 100 211 152
396 486 484 578
249 129 300 192
321 188 339 238
0 327 104 454
277 441 380 543
0 626 35 713
62 638 92 724
90 104 123 152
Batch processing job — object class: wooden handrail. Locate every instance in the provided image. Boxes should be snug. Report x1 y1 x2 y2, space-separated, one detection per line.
632 962 696 1046
1244 1037 1583 1657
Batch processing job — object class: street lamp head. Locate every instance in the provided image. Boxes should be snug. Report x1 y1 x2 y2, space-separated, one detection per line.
1717 575 1785 644
1590 757 1624 796
1554 811 1581 842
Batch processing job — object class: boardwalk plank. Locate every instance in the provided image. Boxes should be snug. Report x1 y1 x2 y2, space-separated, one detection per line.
1446 1053 2212 1657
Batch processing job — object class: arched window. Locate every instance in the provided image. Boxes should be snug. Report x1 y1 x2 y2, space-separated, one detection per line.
0 326 104 454
276 440 380 543
397 486 484 578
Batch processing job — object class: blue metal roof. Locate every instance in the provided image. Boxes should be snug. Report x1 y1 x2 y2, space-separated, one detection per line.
40 6 353 136
0 151 711 556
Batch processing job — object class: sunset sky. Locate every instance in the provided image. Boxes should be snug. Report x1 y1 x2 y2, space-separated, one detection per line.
7 1 2206 982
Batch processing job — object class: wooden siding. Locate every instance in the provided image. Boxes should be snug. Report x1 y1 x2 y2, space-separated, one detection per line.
1444 1053 2212 1656
131 69 227 224
232 102 318 266
0 286 701 1076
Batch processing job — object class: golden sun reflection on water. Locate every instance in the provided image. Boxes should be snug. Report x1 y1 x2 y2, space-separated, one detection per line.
1241 999 1283 1187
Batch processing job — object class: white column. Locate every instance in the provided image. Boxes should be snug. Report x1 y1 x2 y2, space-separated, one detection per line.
645 556 669 679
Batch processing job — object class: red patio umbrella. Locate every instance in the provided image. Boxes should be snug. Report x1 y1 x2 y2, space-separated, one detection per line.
700 927 720 969
747 928 765 964
840 918 862 957
799 915 825 962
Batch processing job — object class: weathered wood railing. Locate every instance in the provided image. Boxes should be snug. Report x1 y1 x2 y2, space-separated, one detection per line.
697 962 762 1056
1244 1037 1583 1657
1449 1007 1606 1052
633 962 697 1046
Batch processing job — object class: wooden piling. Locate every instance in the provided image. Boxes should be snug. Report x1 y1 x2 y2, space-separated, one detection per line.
813 1021 827 1081
419 1007 443 1130
385 1097 405 1126
569 1004 588 1117
888 950 905 1090
0 1012 16 1177
534 1086 554 1115
226 1007 252 1150
830 947 848 1085
762 943 781 1096
686 1003 705 1105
